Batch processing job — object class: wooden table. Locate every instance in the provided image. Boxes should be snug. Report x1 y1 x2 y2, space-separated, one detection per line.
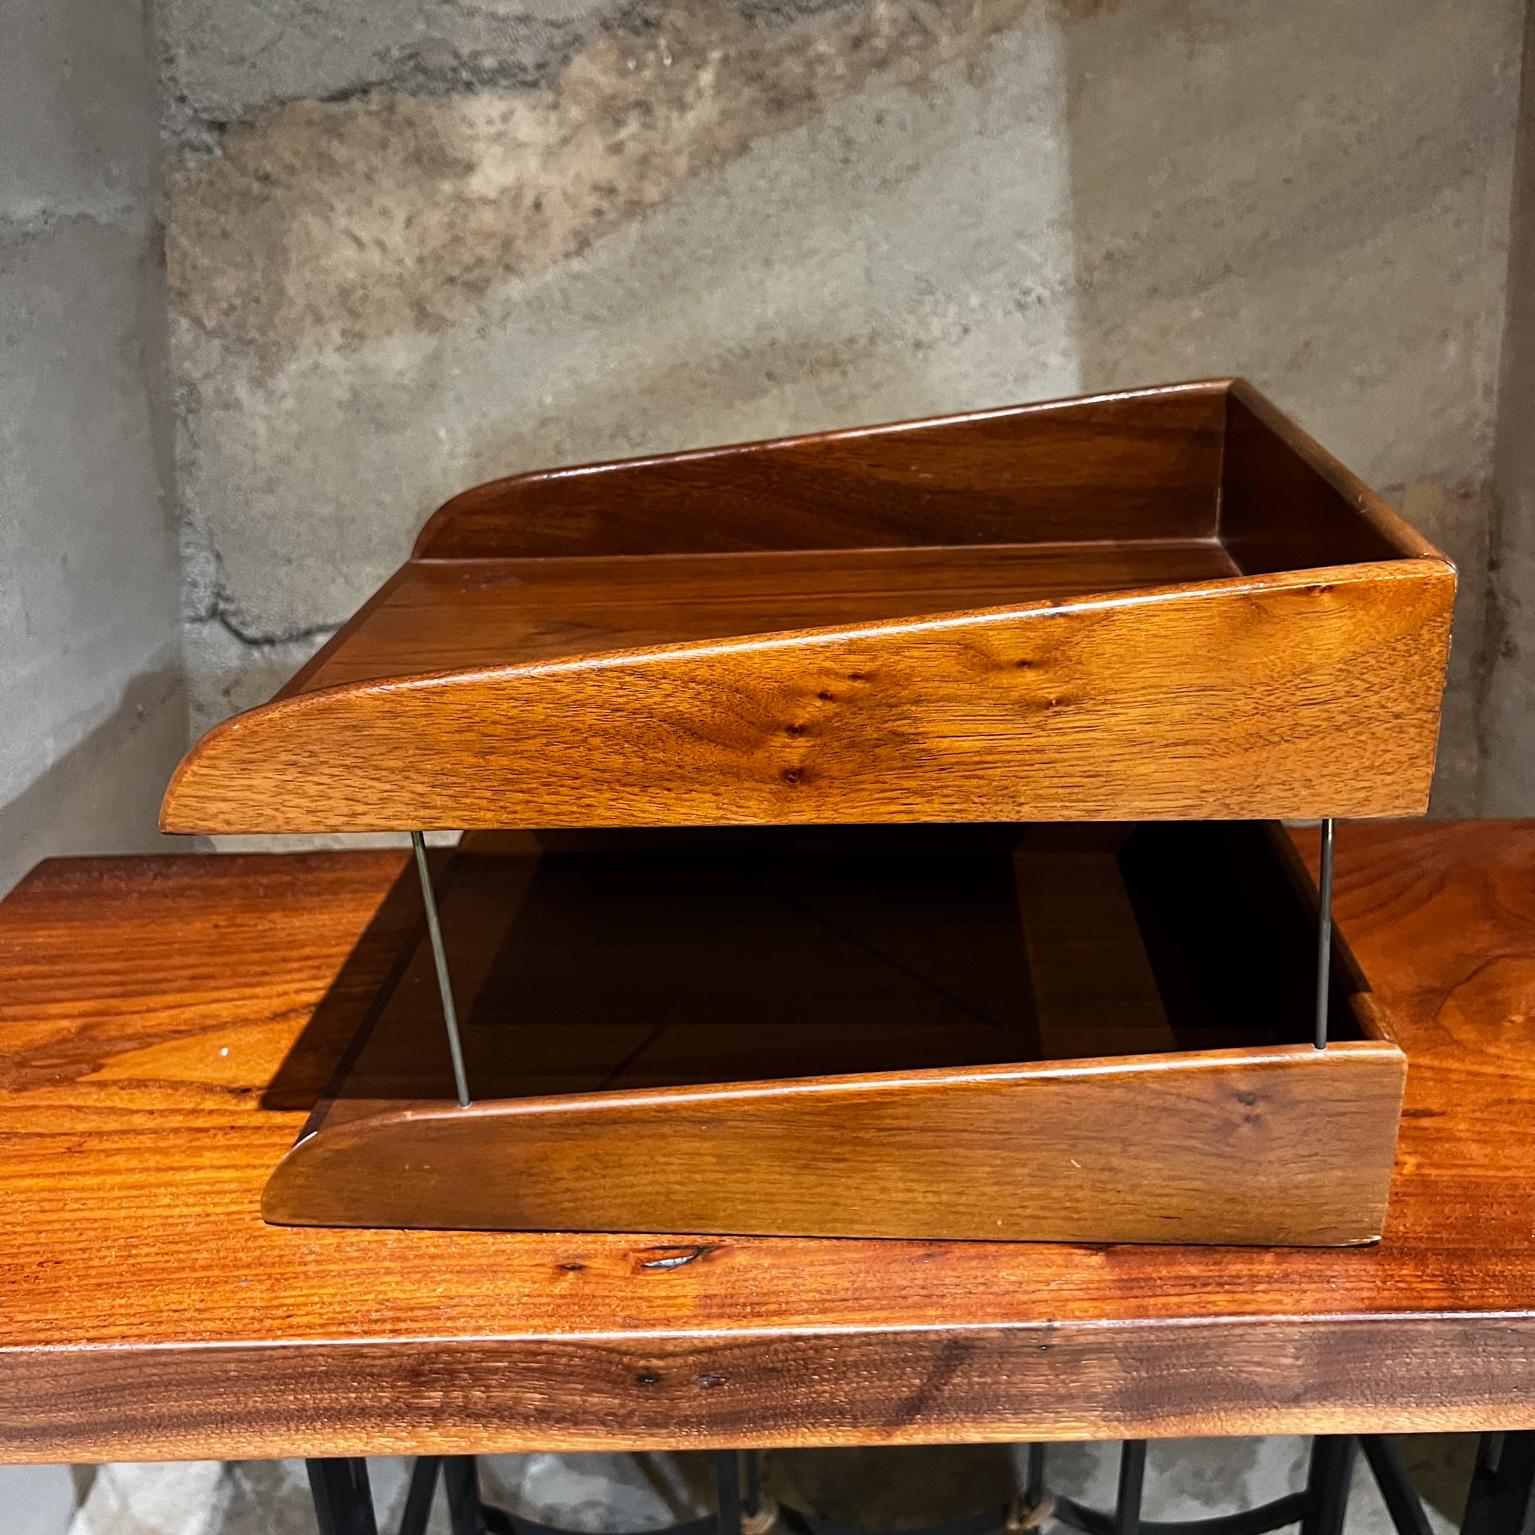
1 821 1533 1479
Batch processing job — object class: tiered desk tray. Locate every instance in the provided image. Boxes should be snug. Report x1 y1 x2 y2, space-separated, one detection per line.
157 379 1456 1246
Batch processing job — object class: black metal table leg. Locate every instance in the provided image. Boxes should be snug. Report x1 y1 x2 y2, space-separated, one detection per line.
307 1458 379 1535
443 1455 484 1535
399 1458 443 1535
744 1450 763 1523
1116 1442 1148 1535
1358 1436 1434 1535
716 1451 743 1535
1024 1444 1047 1511
1302 1437 1355 1535
1464 1433 1535 1535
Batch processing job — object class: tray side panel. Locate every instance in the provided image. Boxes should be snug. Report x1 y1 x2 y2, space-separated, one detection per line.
263 1045 1406 1244
1221 384 1450 573
413 383 1227 559
162 563 1455 832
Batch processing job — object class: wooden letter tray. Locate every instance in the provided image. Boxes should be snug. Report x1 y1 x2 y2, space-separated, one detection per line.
161 380 1455 1245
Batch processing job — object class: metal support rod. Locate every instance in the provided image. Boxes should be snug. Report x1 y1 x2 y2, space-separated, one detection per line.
1025 1444 1048 1509
399 1459 444 1535
1358 1436 1434 1535
1301 1436 1355 1535
412 831 471 1107
1463 1433 1535 1535
1115 1441 1147 1535
443 1456 484 1535
1051 1493 1306 1535
716 1451 743 1535
743 1450 762 1520
306 1459 378 1535
1314 818 1336 1050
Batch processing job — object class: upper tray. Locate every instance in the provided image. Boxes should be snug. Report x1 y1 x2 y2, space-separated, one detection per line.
162 378 1455 833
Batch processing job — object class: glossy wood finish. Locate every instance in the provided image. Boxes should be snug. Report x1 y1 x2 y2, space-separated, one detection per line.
263 824 1404 1244
162 563 1453 833
159 380 1455 834
267 1048 1404 1243
412 381 1229 558
3 821 1533 1463
1221 381 1426 575
281 540 1241 695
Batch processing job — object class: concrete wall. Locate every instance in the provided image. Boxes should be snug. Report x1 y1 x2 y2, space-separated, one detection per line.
4 1465 76 1535
160 0 1525 810
1485 1 1535 814
0 0 187 896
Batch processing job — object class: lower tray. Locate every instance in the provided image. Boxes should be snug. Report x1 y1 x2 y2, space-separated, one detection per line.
263 823 1405 1244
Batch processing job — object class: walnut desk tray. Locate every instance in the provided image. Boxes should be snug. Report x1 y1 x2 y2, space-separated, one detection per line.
157 378 1456 1247
162 378 1453 833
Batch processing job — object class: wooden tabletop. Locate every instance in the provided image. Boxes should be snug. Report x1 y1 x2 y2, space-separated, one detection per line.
1 820 1533 1464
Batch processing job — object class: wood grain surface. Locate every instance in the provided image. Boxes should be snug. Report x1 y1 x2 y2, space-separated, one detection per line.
265 1048 1405 1243
281 540 1240 695
160 380 1455 834
163 561 1453 832
2 821 1534 1460
263 825 1403 1244
411 382 1229 559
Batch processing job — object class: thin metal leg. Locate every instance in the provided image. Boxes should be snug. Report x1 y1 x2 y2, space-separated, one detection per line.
716 1451 743 1535
400 1459 443 1535
1463 1433 1535 1535
1358 1436 1434 1535
1314 818 1336 1050
1302 1436 1355 1535
306 1458 378 1535
412 831 471 1107
1025 1443 1048 1508
443 1455 483 1535
1116 1441 1148 1535
743 1451 762 1519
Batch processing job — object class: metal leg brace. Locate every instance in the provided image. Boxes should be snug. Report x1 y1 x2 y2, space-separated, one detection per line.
411 830 471 1107
307 1459 379 1535
1463 1433 1535 1535
1315 817 1335 1050
309 1437 1535 1535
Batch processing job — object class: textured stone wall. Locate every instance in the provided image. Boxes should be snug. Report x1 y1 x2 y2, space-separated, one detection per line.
162 0 1525 810
1484 1 1535 814
0 0 185 896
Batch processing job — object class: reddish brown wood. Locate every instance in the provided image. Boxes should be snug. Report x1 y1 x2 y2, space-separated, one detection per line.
262 824 1403 1245
266 1047 1404 1243
412 382 1229 559
162 561 1452 833
159 380 1455 835
280 540 1241 696
1221 381 1443 575
1 821 1535 1460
